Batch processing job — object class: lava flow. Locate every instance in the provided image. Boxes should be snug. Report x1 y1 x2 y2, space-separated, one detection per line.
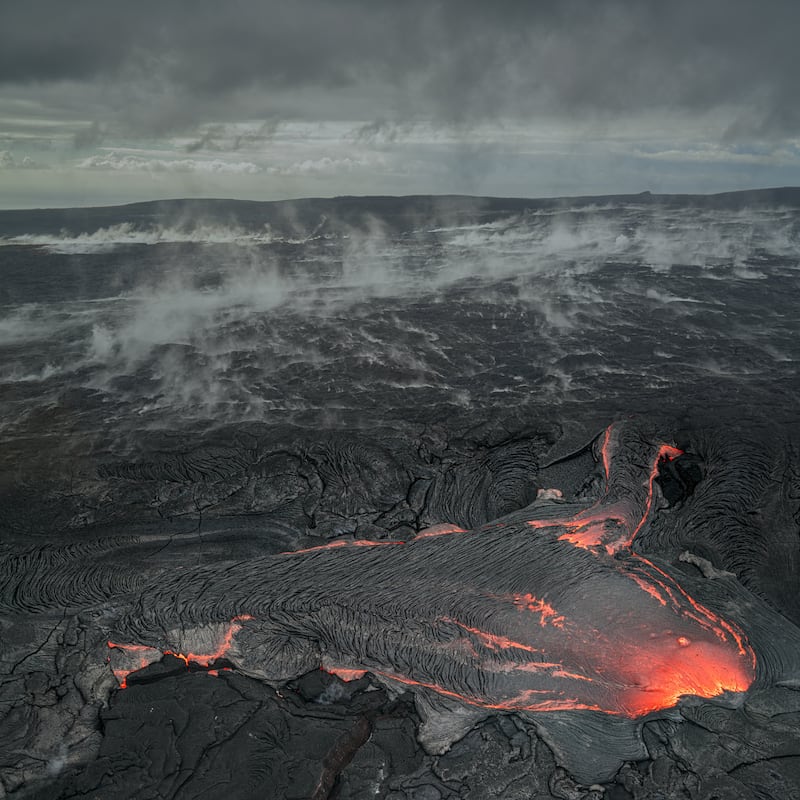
526 425 683 555
107 422 756 721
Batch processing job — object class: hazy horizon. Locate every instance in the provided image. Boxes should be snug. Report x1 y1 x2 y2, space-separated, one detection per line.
3 185 800 215
2 1 800 208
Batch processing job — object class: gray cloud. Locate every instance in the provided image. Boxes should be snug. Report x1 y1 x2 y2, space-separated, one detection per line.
0 150 49 169
73 121 106 150
1 1 798 138
75 151 262 174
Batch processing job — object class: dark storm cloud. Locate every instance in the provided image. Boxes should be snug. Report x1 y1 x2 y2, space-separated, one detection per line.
1 0 798 136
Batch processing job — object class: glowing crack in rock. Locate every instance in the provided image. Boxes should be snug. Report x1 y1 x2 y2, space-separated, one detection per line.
323 667 368 682
108 615 253 687
505 594 566 628
106 642 161 688
109 421 755 726
526 427 682 555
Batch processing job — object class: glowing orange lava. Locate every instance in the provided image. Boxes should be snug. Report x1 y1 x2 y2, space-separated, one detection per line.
107 423 756 720
108 614 253 688
323 666 368 682
627 443 684 546
507 593 566 628
526 425 683 555
107 641 161 688
366 669 607 714
442 617 542 653
615 634 754 717
629 556 753 665
600 425 613 480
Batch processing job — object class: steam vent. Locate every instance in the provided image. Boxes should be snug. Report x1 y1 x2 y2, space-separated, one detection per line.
2 191 800 798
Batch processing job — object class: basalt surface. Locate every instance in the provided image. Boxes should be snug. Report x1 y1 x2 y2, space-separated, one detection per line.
2 192 800 799
3 416 800 799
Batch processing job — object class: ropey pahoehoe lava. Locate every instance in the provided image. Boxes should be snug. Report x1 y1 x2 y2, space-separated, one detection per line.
3 192 800 798
4 414 800 790
99 422 761 780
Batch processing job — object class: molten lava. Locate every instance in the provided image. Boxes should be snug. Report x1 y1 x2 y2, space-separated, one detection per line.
108 615 253 688
527 432 682 556
107 642 160 688
108 423 755 722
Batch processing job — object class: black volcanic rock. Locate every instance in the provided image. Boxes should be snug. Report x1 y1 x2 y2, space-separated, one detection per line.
1 187 799 240
2 192 800 799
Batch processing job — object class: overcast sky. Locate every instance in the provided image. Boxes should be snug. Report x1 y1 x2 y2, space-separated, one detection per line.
1 0 799 208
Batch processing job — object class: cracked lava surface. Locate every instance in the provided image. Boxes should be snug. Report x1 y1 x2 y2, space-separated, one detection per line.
107 423 755 721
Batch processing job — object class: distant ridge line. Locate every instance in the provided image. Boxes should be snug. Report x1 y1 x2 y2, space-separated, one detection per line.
0 187 798 238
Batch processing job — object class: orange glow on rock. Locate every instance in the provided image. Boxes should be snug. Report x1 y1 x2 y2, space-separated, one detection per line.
600 424 613 481
627 443 684 546
527 427 683 556
627 571 669 606
323 666 368 682
630 556 753 665
164 614 254 667
615 634 754 717
369 668 606 714
414 523 468 540
442 617 542 653
108 614 254 687
105 424 756 721
507 593 566 628
527 509 630 553
107 641 161 688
